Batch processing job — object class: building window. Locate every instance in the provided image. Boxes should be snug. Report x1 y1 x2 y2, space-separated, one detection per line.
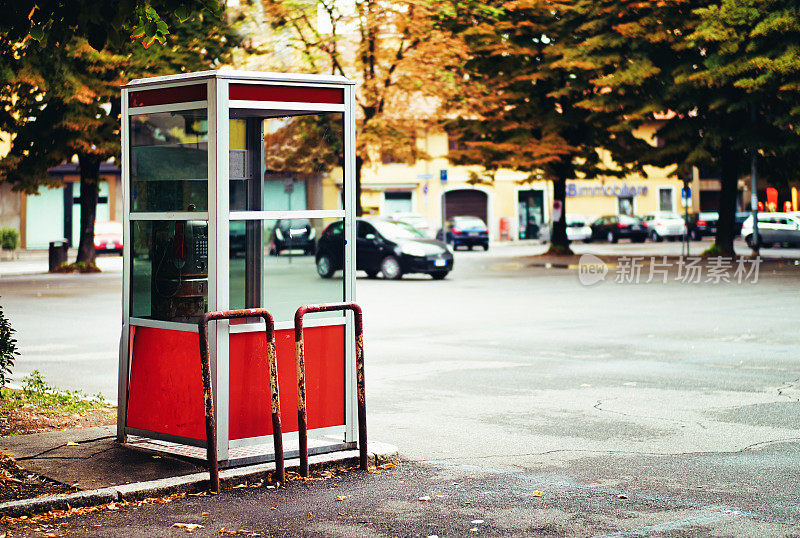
618 196 634 216
448 138 464 153
383 191 412 215
659 188 674 212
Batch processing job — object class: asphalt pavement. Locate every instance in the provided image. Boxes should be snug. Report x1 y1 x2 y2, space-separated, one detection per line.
0 240 799 535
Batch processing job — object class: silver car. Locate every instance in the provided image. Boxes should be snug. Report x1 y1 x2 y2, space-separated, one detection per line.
741 213 800 248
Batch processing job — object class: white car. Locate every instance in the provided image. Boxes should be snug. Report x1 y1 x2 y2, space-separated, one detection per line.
539 215 593 243
386 212 433 238
642 212 686 241
566 215 592 242
741 212 800 248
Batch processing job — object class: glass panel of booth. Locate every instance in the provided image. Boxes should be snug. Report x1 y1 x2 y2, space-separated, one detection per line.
230 218 344 322
130 109 208 213
228 113 344 212
130 219 209 323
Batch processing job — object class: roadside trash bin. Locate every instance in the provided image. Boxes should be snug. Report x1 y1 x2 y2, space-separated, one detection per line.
48 240 68 271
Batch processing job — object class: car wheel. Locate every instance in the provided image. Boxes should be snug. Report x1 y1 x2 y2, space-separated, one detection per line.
606 231 617 243
430 271 449 280
380 255 403 280
316 254 334 278
482 243 489 251
650 231 662 242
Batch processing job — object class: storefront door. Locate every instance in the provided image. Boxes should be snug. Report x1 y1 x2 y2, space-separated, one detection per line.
518 190 544 239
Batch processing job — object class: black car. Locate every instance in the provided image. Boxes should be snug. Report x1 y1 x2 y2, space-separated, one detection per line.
590 215 648 243
315 218 454 280
269 218 316 255
436 216 490 250
686 212 719 240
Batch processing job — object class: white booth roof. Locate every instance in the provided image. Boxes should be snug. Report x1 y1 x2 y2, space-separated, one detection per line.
123 69 354 90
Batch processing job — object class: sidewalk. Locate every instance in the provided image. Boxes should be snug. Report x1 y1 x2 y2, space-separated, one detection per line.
0 427 397 517
0 250 122 277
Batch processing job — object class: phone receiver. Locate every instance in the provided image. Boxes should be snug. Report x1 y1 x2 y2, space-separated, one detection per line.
174 222 186 269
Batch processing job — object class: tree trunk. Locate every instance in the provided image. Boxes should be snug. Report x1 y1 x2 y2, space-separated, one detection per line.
355 154 364 216
546 167 573 256
76 153 100 266
714 149 739 257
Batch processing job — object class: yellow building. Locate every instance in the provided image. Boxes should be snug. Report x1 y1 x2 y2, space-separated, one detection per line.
344 123 695 241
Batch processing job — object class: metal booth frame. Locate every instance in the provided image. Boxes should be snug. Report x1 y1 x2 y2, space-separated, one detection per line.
118 70 358 465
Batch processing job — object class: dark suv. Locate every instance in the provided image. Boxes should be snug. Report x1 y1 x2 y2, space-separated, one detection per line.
437 216 490 250
315 218 453 280
590 215 647 243
268 218 316 255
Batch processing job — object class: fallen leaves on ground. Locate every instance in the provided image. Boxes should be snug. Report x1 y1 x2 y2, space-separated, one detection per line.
173 522 204 532
532 490 543 497
0 492 187 526
418 496 431 502
219 528 262 536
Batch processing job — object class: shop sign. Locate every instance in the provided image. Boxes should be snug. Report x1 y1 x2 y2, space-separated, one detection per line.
566 183 648 198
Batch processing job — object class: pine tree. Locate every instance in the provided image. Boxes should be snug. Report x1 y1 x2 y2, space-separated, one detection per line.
562 0 800 255
445 0 649 254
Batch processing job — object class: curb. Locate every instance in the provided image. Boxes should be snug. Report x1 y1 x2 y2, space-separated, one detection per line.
0 442 399 518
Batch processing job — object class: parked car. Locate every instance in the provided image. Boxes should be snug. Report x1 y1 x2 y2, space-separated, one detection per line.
566 215 593 243
436 216 490 250
268 218 316 255
687 212 718 240
93 221 123 255
590 215 648 243
541 215 593 243
386 212 433 238
734 211 751 235
641 212 686 241
315 218 453 280
741 212 800 248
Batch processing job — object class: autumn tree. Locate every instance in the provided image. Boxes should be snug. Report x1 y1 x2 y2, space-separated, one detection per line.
259 0 470 215
562 0 800 255
446 0 649 254
0 10 236 265
2 0 220 50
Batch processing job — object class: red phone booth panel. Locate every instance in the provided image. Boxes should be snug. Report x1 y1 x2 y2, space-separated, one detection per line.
126 325 345 442
126 326 206 440
228 325 345 440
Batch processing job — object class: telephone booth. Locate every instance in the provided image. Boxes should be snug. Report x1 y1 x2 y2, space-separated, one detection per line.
117 70 357 465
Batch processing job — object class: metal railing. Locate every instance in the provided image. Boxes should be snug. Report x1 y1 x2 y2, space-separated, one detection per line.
198 309 285 492
294 302 368 476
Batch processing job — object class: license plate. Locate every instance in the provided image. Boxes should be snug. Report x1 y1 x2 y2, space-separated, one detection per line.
434 259 446 267
468 232 479 237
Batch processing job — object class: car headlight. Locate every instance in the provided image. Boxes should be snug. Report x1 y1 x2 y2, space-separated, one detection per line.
400 243 427 257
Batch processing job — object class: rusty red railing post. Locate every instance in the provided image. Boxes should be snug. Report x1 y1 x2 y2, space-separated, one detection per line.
197 308 285 492
293 308 310 478
197 313 220 493
294 302 368 477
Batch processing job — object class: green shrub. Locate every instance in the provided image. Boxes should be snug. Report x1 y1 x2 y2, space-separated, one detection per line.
0 301 18 388
0 228 19 251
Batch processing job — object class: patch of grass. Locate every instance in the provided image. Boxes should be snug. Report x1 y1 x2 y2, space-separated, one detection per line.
0 370 107 416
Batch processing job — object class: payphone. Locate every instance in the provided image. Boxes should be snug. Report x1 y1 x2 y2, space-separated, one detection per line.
151 220 208 322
